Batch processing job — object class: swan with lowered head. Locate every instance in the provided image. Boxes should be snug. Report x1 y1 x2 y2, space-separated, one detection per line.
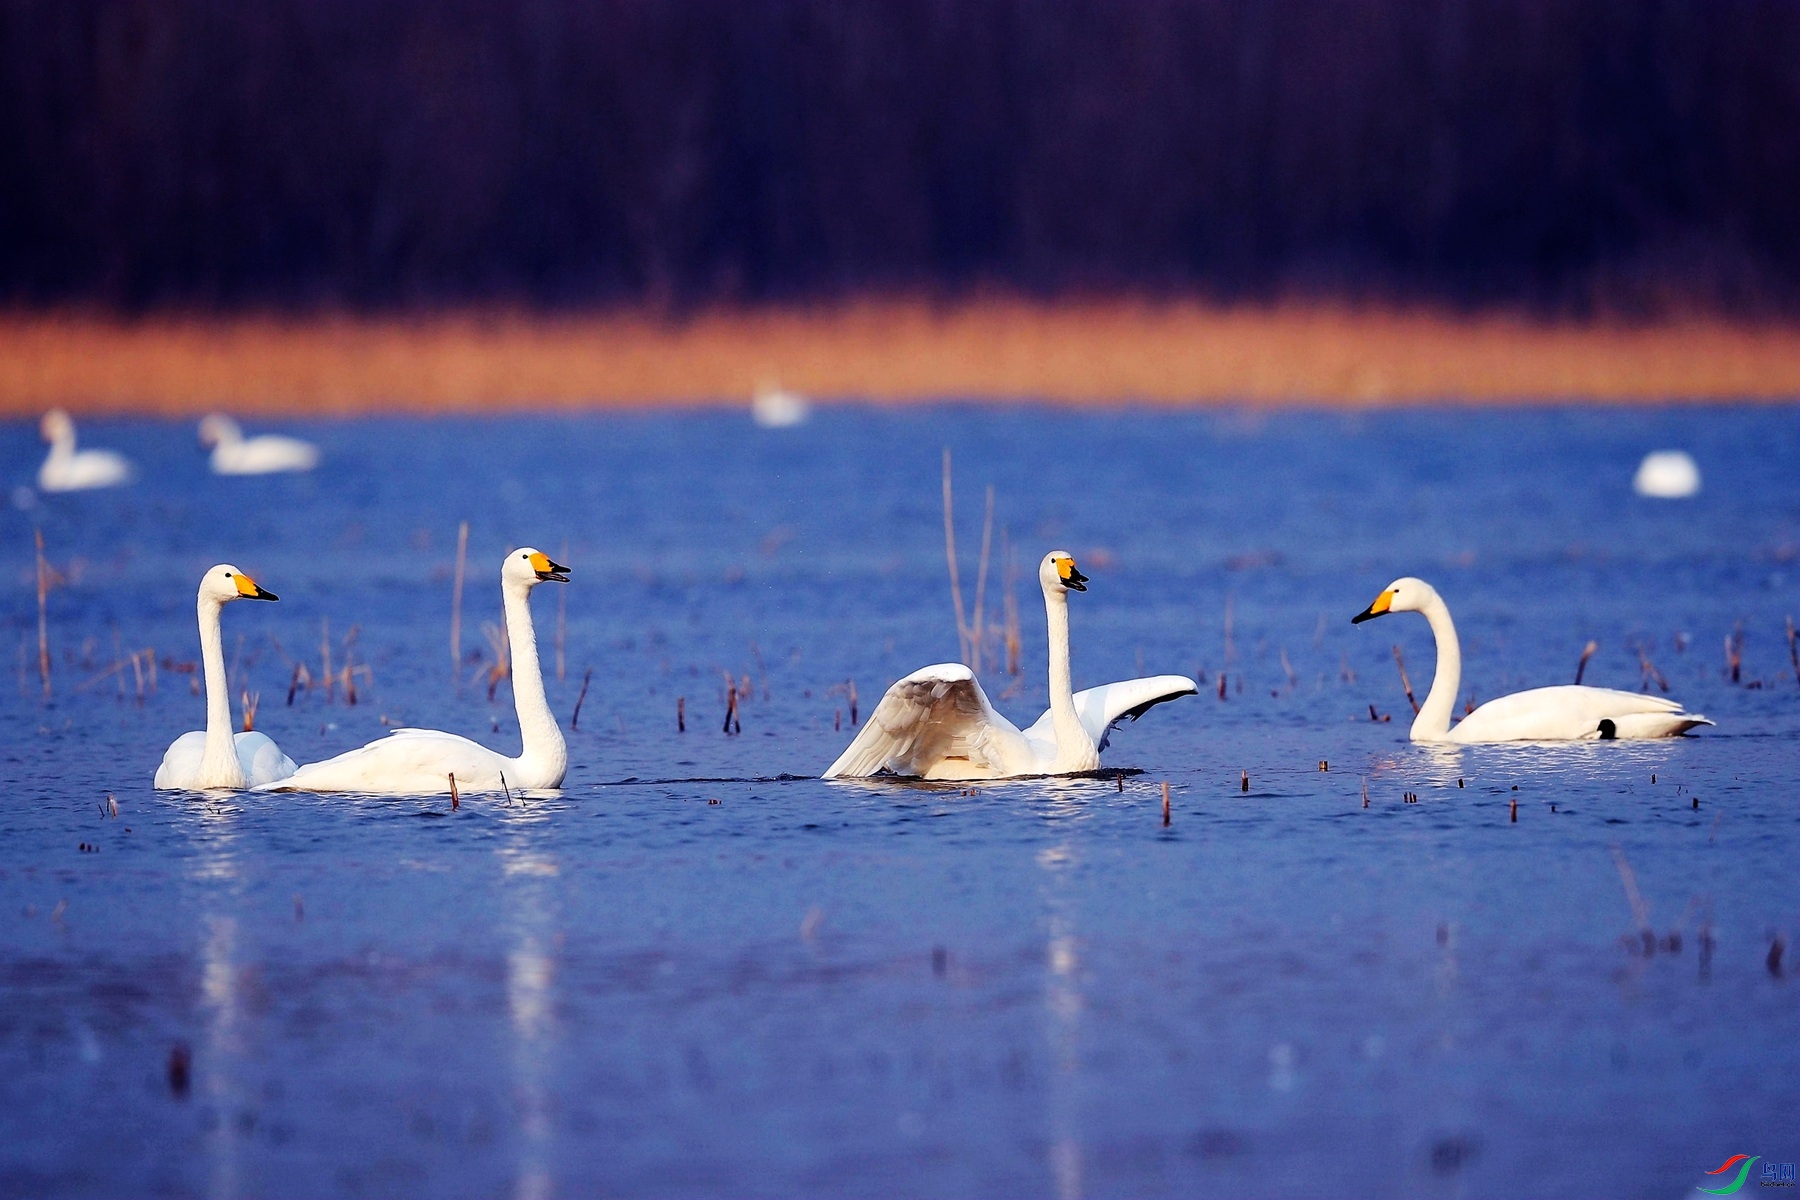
824 551 1196 779
37 409 133 492
154 565 298 789
261 548 570 794
1352 576 1711 742
199 413 319 475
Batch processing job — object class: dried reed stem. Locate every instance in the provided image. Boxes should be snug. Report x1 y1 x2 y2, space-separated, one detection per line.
241 690 259 732
1392 644 1419 714
1575 640 1597 685
1002 530 1021 676
569 667 591 729
1161 782 1171 827
450 520 469 678
942 448 970 665
970 484 994 675
34 527 50 698
1612 845 1648 935
449 772 460 810
1787 616 1799 686
677 695 686 733
1725 623 1743 683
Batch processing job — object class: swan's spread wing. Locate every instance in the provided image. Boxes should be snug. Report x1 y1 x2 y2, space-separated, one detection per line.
823 664 1023 778
233 731 298 786
1025 675 1198 752
1455 685 1705 742
261 728 509 794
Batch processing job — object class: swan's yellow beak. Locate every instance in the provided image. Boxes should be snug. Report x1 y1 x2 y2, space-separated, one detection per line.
234 573 278 602
528 551 570 583
1351 588 1393 624
1056 556 1088 592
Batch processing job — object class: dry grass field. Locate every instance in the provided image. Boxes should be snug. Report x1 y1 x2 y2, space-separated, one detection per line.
3 299 1798 415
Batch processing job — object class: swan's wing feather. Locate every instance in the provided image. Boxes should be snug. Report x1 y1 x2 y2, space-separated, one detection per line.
153 731 207 788
1456 685 1697 741
263 728 506 793
233 731 298 786
823 664 1016 777
1025 675 1197 752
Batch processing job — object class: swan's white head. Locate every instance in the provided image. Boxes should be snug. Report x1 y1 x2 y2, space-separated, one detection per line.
1039 551 1088 595
200 563 278 605
40 409 74 444
504 547 571 589
1352 576 1437 623
197 413 242 448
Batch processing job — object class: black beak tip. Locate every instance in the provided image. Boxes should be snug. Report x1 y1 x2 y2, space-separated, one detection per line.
257 588 279 602
537 561 571 583
1350 609 1372 624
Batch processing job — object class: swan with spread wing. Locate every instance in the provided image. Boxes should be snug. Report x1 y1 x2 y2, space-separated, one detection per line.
824 551 1196 780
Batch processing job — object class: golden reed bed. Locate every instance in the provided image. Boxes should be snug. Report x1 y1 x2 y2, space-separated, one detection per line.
3 299 1797 414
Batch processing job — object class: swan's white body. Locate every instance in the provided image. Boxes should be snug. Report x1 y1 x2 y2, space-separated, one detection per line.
261 549 569 794
825 552 1196 779
200 414 319 475
37 410 133 492
1353 577 1712 743
154 565 297 789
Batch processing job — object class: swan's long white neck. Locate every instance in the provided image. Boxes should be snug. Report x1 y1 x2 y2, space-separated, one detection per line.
503 581 566 784
1412 593 1462 741
197 595 246 787
44 425 75 460
1042 584 1095 768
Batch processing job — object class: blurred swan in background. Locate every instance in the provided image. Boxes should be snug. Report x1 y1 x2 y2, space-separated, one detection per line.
1352 576 1711 741
37 409 133 492
1633 449 1701 498
262 549 569 794
751 381 810 428
825 551 1196 779
155 565 297 789
199 413 319 474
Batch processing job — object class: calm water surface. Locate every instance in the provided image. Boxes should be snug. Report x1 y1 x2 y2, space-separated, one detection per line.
1 406 1796 1197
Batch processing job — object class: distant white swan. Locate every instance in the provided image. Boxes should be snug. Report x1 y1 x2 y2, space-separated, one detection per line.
261 549 570 794
825 551 1196 779
154 565 298 789
199 413 319 475
37 409 133 492
1352 576 1712 741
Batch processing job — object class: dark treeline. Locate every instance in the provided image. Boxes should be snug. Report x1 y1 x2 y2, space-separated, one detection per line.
2 0 1796 314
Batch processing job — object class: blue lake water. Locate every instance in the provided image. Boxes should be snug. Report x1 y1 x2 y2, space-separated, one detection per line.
2 405 1796 1197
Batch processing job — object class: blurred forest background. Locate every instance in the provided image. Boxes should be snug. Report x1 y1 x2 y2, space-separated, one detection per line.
3 0 1798 408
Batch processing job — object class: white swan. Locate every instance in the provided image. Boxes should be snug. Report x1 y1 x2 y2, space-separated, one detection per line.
154 565 298 789
1352 576 1712 742
37 409 133 492
824 551 1196 779
261 549 569 794
199 413 319 475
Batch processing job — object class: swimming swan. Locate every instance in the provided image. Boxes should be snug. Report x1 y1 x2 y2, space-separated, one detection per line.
261 549 570 794
154 565 298 789
1351 576 1712 742
38 409 133 492
199 413 319 475
824 551 1196 779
